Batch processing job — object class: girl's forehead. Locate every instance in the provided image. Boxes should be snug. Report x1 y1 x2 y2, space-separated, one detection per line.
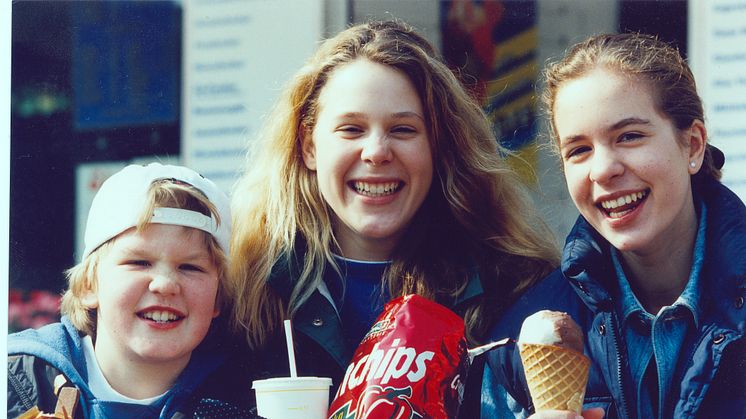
553 70 662 138
316 60 424 117
556 68 654 107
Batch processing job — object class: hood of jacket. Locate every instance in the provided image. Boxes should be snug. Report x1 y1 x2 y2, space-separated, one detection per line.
8 316 227 418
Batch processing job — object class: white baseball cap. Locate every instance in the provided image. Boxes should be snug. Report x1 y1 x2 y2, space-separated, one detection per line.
82 162 231 260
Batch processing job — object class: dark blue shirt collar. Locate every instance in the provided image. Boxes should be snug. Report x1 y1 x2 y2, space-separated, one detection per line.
325 255 389 307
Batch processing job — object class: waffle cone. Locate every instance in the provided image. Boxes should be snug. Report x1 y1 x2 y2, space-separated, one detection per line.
518 343 590 414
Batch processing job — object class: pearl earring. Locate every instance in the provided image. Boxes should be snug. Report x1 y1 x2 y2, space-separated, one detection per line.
690 162 696 168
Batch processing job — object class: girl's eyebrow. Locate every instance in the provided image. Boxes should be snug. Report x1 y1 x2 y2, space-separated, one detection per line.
560 134 584 147
608 117 651 131
338 112 365 119
391 111 424 121
336 111 424 120
560 117 652 147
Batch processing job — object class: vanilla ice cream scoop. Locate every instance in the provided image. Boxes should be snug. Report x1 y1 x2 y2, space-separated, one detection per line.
518 310 584 353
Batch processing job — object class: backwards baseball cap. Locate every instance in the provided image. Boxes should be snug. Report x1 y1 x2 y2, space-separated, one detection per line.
82 163 231 260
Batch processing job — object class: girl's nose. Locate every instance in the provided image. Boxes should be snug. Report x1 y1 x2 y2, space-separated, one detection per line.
360 132 393 165
589 148 624 184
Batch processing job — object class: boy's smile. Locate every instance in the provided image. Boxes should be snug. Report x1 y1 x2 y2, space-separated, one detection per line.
137 306 185 328
83 224 220 376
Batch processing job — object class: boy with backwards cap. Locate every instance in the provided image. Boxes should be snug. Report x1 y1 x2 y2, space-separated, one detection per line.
8 163 234 418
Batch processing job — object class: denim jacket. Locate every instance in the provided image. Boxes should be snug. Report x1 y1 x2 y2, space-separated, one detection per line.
481 179 746 419
8 317 226 419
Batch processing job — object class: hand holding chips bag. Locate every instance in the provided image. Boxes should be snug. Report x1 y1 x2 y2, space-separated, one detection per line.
328 294 468 419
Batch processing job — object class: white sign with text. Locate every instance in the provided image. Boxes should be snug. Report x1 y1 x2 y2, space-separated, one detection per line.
182 0 323 193
690 0 746 200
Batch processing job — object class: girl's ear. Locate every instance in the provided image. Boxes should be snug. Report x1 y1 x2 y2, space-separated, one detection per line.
687 119 707 175
300 126 317 171
212 289 221 319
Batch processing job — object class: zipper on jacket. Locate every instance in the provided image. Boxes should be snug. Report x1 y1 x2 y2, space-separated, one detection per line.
608 312 630 419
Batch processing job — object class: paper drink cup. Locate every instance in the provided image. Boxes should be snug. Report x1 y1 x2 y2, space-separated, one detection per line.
252 376 333 419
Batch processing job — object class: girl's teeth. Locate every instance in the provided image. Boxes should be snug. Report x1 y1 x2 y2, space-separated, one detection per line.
601 190 647 209
608 208 633 218
354 181 400 197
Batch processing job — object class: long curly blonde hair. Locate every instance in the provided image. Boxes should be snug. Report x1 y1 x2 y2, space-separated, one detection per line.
229 20 559 349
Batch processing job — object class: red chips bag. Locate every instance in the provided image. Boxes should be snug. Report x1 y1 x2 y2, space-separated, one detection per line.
328 294 468 419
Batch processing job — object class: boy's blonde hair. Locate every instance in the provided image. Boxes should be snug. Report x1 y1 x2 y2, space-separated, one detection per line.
61 179 227 337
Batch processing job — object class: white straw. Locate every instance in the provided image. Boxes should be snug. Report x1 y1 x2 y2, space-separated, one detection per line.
284 319 298 377
467 337 511 362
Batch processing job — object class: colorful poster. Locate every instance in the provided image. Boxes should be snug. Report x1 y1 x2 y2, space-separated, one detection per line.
442 0 539 183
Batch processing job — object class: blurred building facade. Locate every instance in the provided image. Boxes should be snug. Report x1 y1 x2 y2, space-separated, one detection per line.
9 0 696 328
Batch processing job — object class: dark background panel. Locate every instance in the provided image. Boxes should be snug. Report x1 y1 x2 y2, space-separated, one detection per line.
10 1 181 294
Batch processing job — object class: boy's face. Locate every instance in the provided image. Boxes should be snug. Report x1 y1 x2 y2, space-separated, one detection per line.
82 224 220 372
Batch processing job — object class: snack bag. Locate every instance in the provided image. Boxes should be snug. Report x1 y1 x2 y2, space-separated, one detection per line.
328 294 468 419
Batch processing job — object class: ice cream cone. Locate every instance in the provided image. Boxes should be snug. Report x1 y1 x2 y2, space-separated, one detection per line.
518 342 590 414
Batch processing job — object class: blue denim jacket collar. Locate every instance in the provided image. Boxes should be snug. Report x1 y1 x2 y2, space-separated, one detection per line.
674 201 708 328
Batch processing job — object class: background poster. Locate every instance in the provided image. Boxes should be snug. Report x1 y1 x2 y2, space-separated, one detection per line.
442 0 539 183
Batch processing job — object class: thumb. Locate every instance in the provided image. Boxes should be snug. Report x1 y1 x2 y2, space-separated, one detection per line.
582 407 605 419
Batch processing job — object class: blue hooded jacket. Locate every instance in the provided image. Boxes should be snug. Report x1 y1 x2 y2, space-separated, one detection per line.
481 179 746 418
8 316 226 418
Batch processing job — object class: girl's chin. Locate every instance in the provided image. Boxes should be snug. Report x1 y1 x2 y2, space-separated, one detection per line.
604 233 649 253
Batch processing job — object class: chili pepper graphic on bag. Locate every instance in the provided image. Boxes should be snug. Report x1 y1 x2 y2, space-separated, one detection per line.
356 385 423 419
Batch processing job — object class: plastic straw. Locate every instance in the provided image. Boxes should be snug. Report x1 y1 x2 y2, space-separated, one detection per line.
284 319 298 377
467 337 512 362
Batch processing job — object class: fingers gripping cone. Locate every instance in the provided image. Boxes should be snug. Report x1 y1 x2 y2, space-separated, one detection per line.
519 342 590 414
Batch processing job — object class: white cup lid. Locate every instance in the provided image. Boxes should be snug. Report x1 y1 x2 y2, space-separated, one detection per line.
252 377 333 391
